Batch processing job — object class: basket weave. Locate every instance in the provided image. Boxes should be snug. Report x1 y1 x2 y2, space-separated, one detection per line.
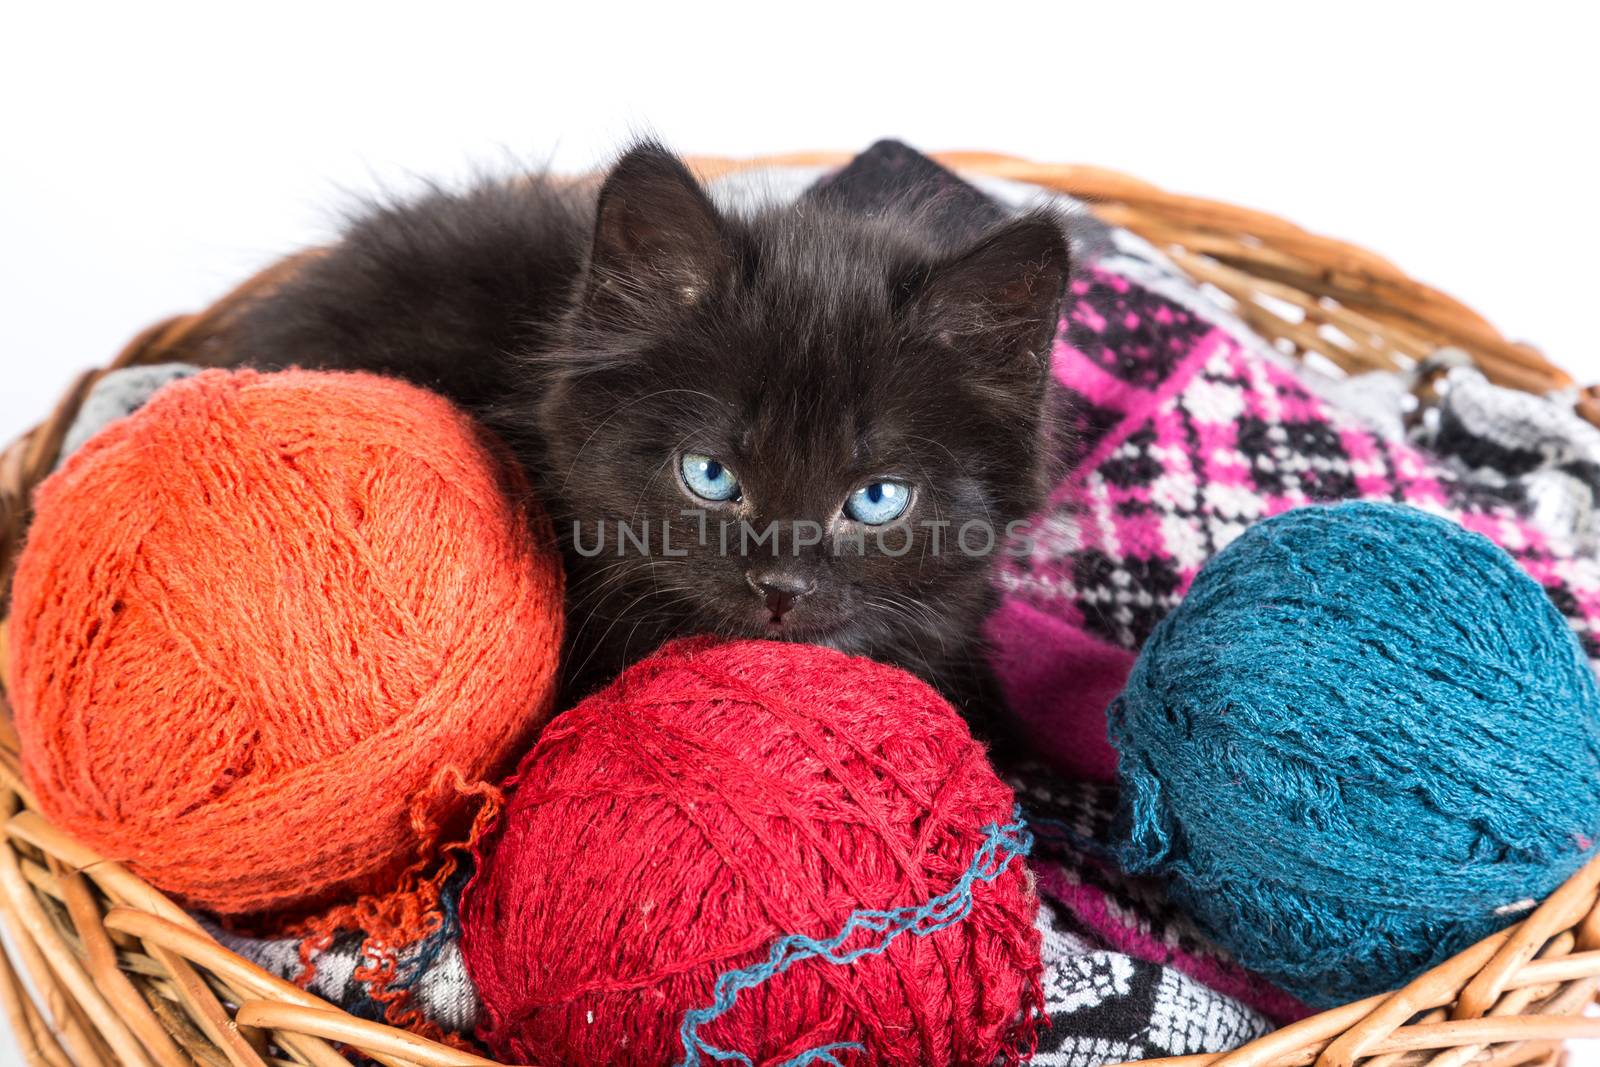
2 151 1599 1067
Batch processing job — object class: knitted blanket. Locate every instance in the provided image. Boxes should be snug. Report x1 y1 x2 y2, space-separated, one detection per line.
1030 898 1269 1066
204 879 480 1035
973 153 1600 1027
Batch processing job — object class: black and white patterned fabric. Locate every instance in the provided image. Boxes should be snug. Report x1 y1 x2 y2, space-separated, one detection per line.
1032 905 1272 1067
1421 363 1600 552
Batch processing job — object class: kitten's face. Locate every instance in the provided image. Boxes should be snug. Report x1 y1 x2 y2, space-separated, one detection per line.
535 147 1069 683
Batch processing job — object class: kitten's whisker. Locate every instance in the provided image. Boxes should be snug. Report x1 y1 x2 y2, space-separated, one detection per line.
564 559 647 618
566 558 687 622
557 388 730 494
626 424 712 541
567 585 675 686
905 432 999 530
866 598 936 671
564 561 693 687
871 591 951 661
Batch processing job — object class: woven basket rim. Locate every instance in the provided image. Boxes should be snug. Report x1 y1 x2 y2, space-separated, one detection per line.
1 149 1598 1067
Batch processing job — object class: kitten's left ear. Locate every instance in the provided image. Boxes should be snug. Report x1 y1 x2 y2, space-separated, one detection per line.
908 209 1071 368
582 142 732 321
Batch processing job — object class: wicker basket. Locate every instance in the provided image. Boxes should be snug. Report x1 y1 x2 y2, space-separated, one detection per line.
2 151 1599 1067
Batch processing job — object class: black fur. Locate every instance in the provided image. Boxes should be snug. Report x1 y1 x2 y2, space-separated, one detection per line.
230 142 1071 715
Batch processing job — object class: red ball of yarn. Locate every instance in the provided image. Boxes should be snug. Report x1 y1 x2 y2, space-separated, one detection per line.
7 368 564 921
461 638 1043 1067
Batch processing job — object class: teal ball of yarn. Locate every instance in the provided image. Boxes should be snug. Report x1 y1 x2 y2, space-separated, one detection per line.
1109 501 1600 1008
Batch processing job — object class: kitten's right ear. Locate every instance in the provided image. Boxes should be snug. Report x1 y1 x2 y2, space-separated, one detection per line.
907 209 1071 372
580 143 731 323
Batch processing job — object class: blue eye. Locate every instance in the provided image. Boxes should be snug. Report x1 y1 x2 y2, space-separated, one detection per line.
845 481 912 525
680 454 741 502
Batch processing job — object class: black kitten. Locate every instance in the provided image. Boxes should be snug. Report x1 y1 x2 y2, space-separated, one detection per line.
231 142 1070 713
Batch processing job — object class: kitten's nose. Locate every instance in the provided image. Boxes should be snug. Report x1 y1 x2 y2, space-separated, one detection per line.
747 571 816 621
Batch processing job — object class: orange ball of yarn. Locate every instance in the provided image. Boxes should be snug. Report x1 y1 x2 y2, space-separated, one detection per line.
7 368 564 920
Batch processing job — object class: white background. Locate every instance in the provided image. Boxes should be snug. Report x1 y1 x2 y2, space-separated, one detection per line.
2 3 1598 1065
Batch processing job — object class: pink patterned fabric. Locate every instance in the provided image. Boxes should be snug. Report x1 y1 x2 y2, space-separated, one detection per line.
989 265 1600 784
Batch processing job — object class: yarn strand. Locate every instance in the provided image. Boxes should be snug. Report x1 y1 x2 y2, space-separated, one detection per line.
676 806 1034 1067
